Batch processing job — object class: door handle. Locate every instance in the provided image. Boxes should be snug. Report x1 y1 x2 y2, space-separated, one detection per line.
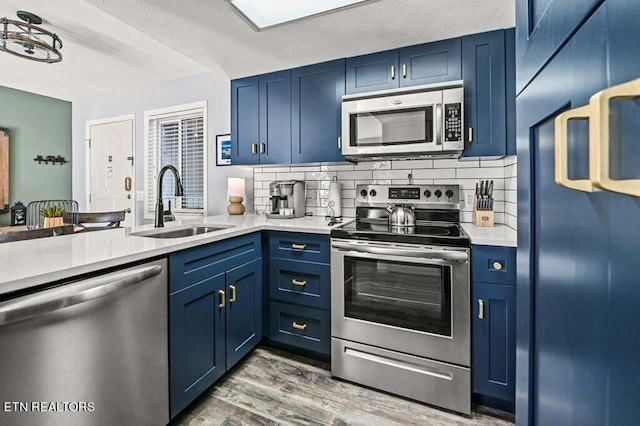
218 290 226 308
0 265 162 326
402 64 407 78
251 143 257 154
589 78 640 196
292 322 307 331
478 299 484 320
554 105 594 193
229 285 237 303
259 143 266 154
337 137 342 149
292 279 307 287
435 104 443 146
468 127 473 144
124 177 132 192
391 65 396 80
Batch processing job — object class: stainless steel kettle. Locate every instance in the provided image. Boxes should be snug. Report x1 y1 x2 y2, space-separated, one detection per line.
386 204 416 227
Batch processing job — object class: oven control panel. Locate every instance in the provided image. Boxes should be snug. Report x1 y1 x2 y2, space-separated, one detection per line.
357 184 460 209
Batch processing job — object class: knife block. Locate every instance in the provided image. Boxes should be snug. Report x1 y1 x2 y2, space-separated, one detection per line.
473 195 495 227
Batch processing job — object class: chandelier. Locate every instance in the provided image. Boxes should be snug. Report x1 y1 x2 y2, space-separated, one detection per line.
0 11 62 63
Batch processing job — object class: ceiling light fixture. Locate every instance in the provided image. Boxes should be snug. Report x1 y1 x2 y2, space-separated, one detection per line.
226 0 376 31
0 11 62 63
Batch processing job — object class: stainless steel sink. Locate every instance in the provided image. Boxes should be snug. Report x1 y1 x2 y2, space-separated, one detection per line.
131 226 233 239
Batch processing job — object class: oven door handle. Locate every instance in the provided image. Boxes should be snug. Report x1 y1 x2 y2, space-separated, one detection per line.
331 241 468 262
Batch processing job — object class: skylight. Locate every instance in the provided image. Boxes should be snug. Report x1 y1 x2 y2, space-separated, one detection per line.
227 0 374 30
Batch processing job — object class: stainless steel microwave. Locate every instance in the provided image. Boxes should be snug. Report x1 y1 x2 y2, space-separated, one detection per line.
341 81 464 161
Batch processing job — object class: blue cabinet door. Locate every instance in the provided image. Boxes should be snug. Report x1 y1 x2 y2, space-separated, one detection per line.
225 258 262 368
505 28 517 156
399 38 462 87
231 76 259 165
516 8 615 426
462 30 506 157
515 0 604 93
291 59 345 163
472 282 516 410
169 272 226 418
346 50 399 94
259 70 292 164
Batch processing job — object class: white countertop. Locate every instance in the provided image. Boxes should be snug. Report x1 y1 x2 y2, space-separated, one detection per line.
0 214 349 296
460 223 518 248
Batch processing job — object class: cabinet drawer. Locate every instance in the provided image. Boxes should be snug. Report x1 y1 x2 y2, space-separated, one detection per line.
269 301 330 355
472 245 516 285
270 259 330 309
170 233 261 293
269 232 330 264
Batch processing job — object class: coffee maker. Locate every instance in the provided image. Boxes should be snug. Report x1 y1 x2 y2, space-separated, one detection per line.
267 181 306 219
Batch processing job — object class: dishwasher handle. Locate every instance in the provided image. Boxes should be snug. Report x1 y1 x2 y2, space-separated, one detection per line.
0 264 162 327
331 241 468 262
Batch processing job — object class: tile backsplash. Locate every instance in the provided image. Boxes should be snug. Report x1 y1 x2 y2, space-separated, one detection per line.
253 156 518 230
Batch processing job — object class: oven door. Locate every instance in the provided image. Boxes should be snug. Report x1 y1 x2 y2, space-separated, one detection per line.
341 90 443 157
331 240 470 367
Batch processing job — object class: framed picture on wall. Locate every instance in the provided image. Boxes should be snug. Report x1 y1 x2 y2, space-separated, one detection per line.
216 133 232 166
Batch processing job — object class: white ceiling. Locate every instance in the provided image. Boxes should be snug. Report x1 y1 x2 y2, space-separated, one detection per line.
0 0 515 101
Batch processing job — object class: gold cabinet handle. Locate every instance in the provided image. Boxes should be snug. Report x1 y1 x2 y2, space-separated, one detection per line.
478 299 484 320
391 65 396 80
218 290 225 308
124 176 132 192
468 127 473 144
554 105 595 193
337 137 342 149
590 78 640 196
402 64 407 78
259 143 266 154
251 143 257 154
292 322 307 331
291 243 307 250
292 279 307 287
229 285 236 303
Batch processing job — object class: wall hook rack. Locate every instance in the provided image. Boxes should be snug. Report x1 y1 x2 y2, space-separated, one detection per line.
34 155 68 165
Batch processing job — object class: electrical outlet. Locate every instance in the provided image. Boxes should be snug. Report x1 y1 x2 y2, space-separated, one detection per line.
465 193 475 207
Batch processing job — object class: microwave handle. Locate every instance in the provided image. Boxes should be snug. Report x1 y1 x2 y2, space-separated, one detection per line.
435 103 443 146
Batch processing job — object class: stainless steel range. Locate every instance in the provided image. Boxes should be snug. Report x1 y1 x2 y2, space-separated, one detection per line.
330 184 471 414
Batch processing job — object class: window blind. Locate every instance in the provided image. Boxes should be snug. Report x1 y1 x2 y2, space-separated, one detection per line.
146 107 205 217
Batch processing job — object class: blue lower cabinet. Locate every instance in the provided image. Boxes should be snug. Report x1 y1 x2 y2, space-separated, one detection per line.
225 258 263 369
269 301 331 355
169 235 262 419
170 272 226 418
472 281 516 412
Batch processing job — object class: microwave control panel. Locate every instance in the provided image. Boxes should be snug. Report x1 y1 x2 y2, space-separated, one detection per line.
444 103 462 142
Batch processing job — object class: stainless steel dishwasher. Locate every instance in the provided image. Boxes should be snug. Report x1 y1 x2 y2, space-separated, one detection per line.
0 259 169 426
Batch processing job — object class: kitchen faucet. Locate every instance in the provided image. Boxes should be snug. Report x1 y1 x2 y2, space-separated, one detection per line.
155 165 184 227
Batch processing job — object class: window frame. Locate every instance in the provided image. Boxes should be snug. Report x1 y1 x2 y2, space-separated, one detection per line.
143 101 208 220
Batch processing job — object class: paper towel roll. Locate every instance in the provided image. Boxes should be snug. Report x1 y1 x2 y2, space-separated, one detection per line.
327 178 342 218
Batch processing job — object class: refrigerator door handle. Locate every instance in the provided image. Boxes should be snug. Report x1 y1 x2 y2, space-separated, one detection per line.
554 105 595 193
590 78 640 197
0 264 162 326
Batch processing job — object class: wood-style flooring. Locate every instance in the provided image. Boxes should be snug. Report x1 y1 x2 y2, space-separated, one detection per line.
176 346 514 426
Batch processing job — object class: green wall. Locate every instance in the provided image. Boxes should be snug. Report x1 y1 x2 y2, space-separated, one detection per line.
0 85 72 225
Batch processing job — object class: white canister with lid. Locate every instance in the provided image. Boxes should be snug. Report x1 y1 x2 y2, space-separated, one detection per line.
327 176 342 218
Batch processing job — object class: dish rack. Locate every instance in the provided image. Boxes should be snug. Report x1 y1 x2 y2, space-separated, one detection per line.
26 200 79 230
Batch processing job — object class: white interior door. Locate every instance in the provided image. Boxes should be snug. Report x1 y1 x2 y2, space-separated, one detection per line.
88 120 134 227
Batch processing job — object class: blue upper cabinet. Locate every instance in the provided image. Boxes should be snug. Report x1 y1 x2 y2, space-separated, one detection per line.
516 0 603 93
259 71 292 164
462 30 507 158
232 72 291 165
399 38 462 87
346 50 399 94
505 28 517 156
291 59 346 163
231 76 260 165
